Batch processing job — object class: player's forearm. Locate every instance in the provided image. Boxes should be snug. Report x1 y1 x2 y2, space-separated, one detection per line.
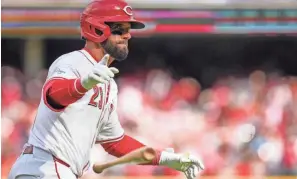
100 135 161 165
43 78 88 108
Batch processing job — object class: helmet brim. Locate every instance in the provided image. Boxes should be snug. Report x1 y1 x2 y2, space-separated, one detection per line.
130 20 145 29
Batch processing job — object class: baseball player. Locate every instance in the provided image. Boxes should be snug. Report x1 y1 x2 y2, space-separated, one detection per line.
8 0 204 179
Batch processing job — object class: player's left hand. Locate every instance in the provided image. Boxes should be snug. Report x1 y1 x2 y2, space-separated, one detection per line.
158 148 204 179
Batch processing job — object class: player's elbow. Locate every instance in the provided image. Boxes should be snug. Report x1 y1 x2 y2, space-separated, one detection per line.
45 92 66 111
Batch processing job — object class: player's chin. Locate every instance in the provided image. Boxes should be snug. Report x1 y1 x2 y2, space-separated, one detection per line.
114 49 129 61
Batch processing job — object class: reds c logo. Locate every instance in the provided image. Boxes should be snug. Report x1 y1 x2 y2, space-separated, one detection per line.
123 6 133 16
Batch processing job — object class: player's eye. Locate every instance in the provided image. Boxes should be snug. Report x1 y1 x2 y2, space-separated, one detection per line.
111 30 123 35
111 28 129 35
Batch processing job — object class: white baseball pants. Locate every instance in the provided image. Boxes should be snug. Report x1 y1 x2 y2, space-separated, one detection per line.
8 145 77 179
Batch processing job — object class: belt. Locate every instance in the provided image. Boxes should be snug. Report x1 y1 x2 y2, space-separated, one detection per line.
23 145 70 167
23 145 89 177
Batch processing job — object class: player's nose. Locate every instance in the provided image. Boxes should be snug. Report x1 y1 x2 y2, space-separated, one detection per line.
122 32 131 40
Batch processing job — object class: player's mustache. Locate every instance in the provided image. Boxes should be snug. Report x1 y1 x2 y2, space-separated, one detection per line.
117 41 128 45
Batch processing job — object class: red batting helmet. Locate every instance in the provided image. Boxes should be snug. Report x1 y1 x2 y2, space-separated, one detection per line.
80 0 145 43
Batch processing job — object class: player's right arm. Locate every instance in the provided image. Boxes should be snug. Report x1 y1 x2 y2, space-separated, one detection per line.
44 54 118 111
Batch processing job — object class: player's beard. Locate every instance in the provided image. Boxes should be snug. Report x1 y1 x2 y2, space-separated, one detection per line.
101 39 129 61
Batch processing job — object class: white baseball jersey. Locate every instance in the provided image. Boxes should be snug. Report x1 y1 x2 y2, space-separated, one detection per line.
28 49 124 177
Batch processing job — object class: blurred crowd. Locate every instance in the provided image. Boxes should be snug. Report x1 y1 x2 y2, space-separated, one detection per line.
1 66 297 179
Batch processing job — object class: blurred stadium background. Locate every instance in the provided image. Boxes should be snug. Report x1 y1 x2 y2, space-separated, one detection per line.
1 0 297 179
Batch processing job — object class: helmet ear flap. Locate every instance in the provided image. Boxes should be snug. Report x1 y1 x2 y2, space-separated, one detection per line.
95 28 103 36
81 17 111 43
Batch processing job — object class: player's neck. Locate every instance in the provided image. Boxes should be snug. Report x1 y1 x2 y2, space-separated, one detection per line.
84 42 103 62
84 41 114 65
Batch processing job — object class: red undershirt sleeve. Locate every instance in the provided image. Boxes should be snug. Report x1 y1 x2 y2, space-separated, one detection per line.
43 78 88 111
100 135 161 165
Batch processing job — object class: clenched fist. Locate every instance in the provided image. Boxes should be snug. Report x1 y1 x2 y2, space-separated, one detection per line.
81 54 119 90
